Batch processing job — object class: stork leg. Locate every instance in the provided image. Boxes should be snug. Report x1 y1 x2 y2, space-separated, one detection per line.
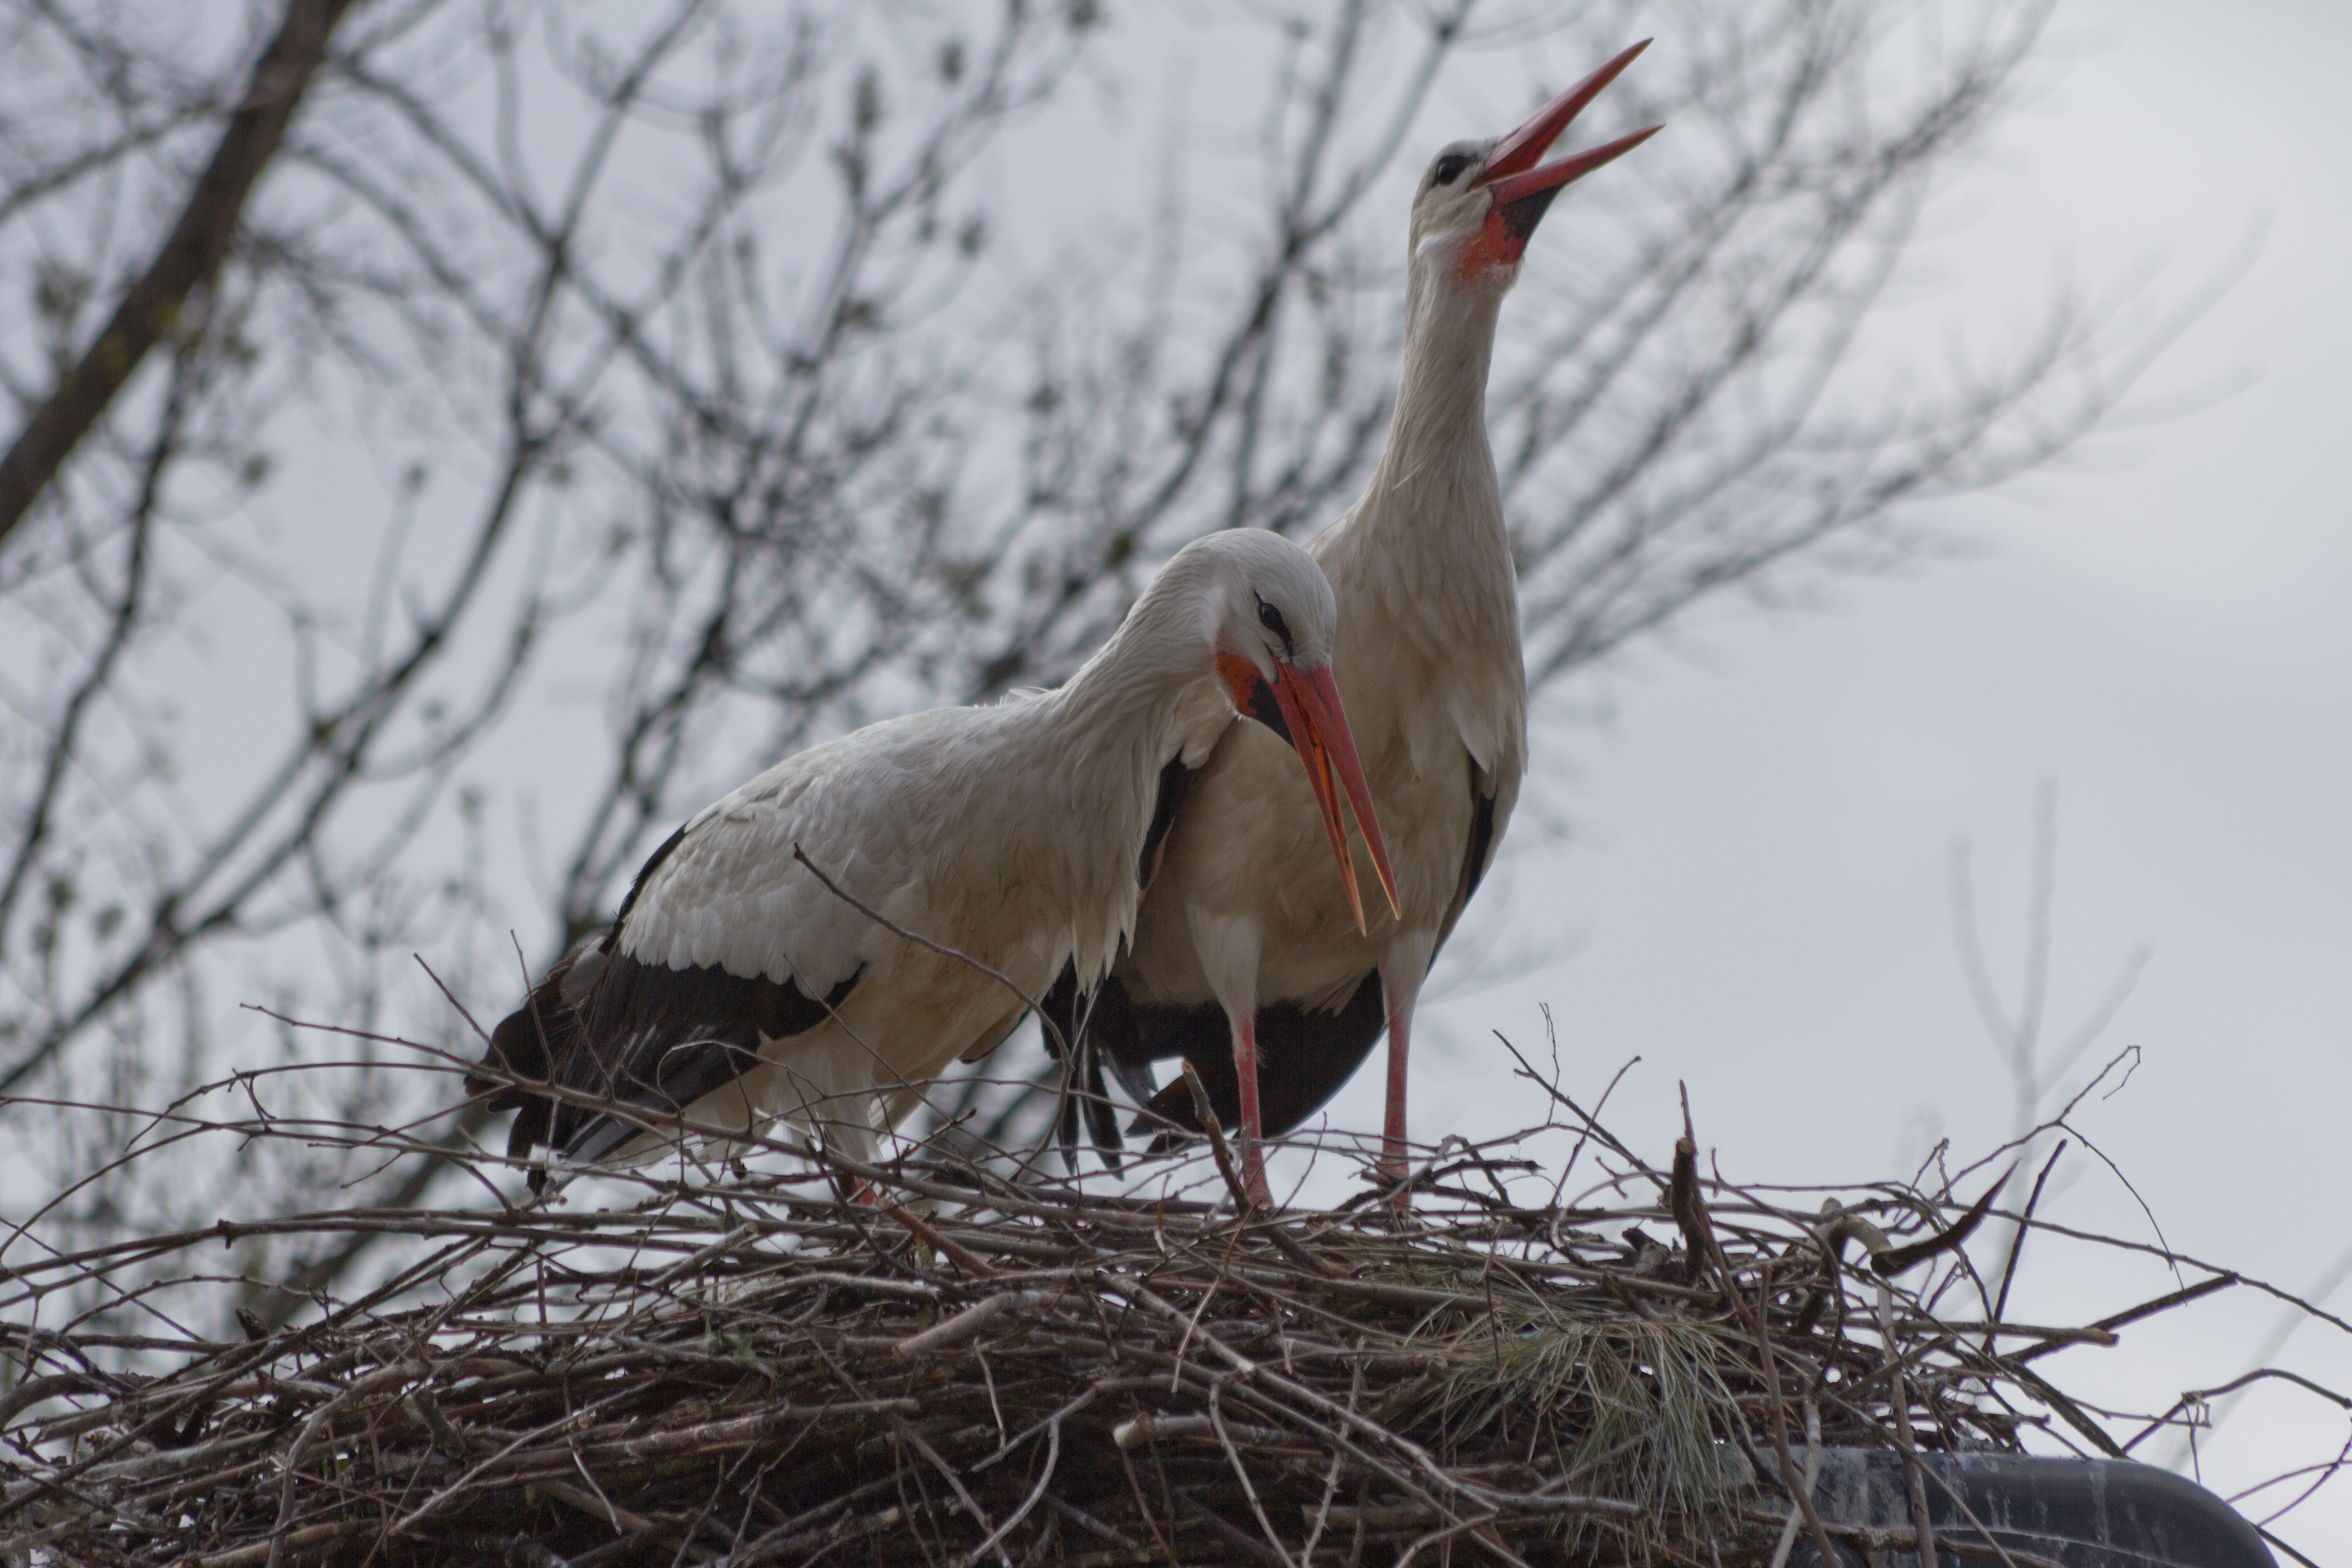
1226 1006 1273 1209
1377 932 1436 1211
1188 907 1269 1210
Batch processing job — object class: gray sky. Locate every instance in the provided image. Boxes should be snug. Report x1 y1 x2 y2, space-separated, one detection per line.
17 0 2344 1549
1269 0 2350 1544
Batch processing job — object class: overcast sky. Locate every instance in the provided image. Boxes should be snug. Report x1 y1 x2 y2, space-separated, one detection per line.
282 0 2352 1549
19 0 2342 1551
1254 0 2349 1547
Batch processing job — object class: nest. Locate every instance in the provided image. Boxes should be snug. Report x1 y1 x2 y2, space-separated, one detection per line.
0 1071 2283 1567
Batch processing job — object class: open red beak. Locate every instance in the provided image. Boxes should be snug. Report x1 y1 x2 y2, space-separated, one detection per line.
1462 40 1661 273
1263 662 1400 934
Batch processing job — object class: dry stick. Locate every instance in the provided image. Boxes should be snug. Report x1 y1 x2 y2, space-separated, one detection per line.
1144 1284 1641 1531
1879 1277 1939 1568
1494 1033 1651 1174
803 1333 1011 1568
2255 1520 2328 1568
1870 1174 2007 1277
1667 1092 1709 1267
1115 1440 1183 1565
1174 1487 1292 1567
1113 1412 1291 1449
1210 1383 1300 1568
262 1359 428 1568
1043 1493 1139 1553
1103 1280 1516 1536
1261 1215 1347 1279
188 1521 378 1568
538 1473 654 1535
964 1414 1064 1567
402 1384 467 1460
1675 1114 1841 1568
884 1203 996 1279
893 1291 1059 1358
508 1536 574 1568
2017 1271 2236 1367
2124 1366 2352 1456
1181 1059 1259 1215
1297 1449 1347 1564
3 1217 493 1511
1745 1288 1839 1568
1990 1139 2068 1344
1764 1396 1823 1568
1395 1510 1510 1568
2001 1357 2128 1457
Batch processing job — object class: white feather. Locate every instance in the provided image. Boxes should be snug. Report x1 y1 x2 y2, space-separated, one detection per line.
563 527 1342 1169
1115 143 1533 1153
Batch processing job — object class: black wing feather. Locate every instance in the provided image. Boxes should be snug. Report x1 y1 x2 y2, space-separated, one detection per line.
477 818 865 1187
1138 755 1197 888
469 943 602 1160
1126 972 1386 1144
1438 765 1500 950
605 823 689 944
537 953 861 1170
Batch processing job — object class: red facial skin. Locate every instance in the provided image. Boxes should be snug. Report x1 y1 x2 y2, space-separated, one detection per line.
1455 40 1663 279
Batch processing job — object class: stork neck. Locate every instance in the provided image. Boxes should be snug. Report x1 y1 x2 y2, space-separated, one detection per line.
1368 270 1505 498
1015 578 1213 976
1048 571 1212 793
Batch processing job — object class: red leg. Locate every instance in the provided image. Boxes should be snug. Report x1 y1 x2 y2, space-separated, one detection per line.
1230 1008 1271 1209
1382 986 1412 1210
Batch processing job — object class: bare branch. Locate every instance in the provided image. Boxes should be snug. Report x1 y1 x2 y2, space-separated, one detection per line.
0 0 360 545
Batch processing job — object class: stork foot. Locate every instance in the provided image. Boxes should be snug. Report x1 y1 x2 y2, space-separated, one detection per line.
1239 1141 1273 1210
1378 1149 1413 1216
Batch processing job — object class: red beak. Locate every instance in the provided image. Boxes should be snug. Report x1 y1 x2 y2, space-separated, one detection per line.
1462 40 1661 273
1260 662 1400 934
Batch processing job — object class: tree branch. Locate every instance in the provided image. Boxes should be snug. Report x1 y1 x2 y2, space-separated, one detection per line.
0 0 361 547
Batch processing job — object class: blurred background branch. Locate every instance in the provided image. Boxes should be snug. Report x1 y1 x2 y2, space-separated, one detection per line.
1 0 2204 1327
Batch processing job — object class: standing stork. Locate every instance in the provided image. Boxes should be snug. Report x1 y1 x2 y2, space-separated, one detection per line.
468 528 1391 1191
1050 43 1660 1204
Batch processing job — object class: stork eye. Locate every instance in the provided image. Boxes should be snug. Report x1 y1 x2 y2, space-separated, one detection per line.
1431 152 1476 186
1255 596 1292 648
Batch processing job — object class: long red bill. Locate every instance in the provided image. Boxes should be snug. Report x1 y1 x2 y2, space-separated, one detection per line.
1475 39 1653 190
1269 663 1400 932
1481 121 1662 210
1457 43 1660 276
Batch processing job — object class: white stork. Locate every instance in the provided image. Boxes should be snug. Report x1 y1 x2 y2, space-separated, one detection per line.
469 528 1391 1191
1048 43 1660 1205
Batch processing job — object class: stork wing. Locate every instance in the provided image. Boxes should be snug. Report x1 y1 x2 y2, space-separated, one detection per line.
480 747 892 1179
470 937 602 1161
1435 752 1511 952
1136 754 1198 889
1036 752 1200 1170
544 951 861 1171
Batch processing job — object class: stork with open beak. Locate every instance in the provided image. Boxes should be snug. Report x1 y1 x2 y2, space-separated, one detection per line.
467 529 1389 1191
1048 43 1660 1206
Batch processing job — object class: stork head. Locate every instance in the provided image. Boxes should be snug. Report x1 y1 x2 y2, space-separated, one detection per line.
1407 39 1660 288
1182 529 1400 931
